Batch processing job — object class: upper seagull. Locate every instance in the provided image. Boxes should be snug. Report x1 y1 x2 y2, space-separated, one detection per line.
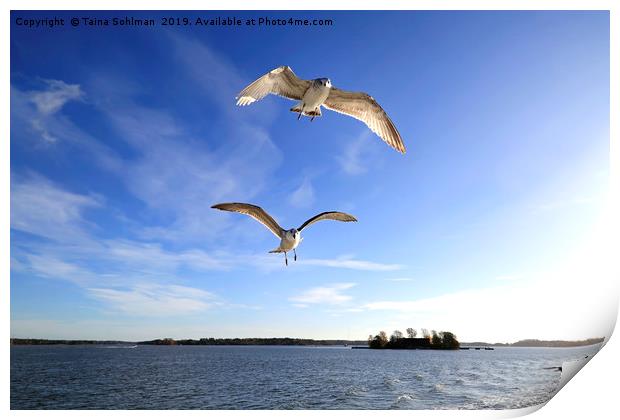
236 66 406 154
212 202 357 266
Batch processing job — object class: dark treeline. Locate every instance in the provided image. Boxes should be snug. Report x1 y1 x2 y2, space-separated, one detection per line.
138 337 367 346
367 328 460 350
10 338 134 345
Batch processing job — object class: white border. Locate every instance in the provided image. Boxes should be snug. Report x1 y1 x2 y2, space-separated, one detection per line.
3 1 618 419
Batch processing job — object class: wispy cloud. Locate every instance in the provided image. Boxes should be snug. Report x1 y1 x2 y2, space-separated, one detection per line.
298 255 403 271
119 115 279 244
11 173 102 243
290 283 356 306
14 79 84 145
85 38 282 244
387 277 415 282
30 79 83 115
288 177 315 208
10 172 233 308
12 50 283 245
88 284 221 316
337 131 379 175
25 254 95 284
11 174 401 279
104 239 229 272
11 83 122 169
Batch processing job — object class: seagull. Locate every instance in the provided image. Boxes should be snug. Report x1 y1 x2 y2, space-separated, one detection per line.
236 66 406 154
211 202 357 266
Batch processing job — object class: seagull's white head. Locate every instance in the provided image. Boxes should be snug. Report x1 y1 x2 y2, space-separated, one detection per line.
317 78 332 88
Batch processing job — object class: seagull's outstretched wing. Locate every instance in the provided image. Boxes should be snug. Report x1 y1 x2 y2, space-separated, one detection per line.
236 66 311 106
323 87 406 153
298 211 357 232
212 203 284 239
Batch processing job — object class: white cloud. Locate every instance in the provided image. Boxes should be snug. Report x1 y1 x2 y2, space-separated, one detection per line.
11 80 84 145
338 131 377 175
298 256 403 271
288 177 315 208
387 277 415 282
11 84 122 169
25 254 94 285
11 174 101 243
290 283 356 306
30 79 83 115
87 284 220 316
104 239 229 272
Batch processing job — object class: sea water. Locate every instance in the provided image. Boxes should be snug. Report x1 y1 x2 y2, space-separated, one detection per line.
10 344 599 409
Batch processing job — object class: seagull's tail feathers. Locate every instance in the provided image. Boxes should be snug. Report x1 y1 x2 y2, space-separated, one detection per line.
290 104 303 114
269 248 285 254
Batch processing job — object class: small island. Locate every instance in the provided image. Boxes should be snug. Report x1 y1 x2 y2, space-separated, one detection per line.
366 328 460 350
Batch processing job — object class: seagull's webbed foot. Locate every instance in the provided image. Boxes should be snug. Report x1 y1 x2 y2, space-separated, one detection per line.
284 252 288 266
294 249 297 261
310 115 315 122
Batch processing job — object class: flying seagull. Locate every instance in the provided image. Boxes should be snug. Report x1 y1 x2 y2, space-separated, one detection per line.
236 66 406 154
211 202 357 266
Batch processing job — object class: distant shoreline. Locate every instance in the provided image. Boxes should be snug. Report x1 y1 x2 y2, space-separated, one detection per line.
459 338 604 348
10 337 604 348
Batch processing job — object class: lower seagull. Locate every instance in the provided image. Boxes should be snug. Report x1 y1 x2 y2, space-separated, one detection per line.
211 202 357 266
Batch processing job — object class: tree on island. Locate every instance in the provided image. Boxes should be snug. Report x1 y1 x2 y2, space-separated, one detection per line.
367 328 460 350
406 328 417 338
438 332 459 349
390 330 403 343
368 331 389 349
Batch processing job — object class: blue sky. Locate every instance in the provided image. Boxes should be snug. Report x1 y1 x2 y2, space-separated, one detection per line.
10 11 611 342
